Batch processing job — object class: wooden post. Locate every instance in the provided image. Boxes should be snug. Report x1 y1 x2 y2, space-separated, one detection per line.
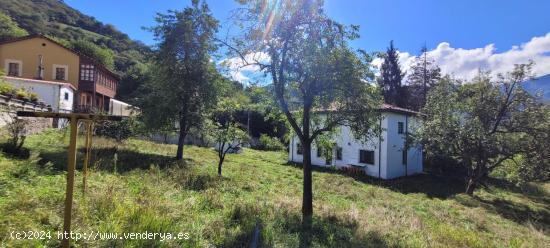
15 111 123 248
62 116 78 248
82 121 93 193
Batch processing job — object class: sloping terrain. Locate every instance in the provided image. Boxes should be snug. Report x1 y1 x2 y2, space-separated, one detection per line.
0 129 548 247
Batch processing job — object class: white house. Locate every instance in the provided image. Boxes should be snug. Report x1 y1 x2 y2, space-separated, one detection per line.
288 104 423 179
3 76 75 112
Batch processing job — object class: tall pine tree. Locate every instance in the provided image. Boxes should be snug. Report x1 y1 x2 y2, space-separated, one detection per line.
406 45 441 110
377 40 405 107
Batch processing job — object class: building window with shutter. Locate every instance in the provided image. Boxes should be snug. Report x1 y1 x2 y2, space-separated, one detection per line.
398 122 404 134
336 147 343 160
7 62 21 76
64 92 69 100
359 150 374 164
53 65 68 81
56 68 65 80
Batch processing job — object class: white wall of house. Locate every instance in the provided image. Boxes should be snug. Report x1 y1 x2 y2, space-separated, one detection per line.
58 85 74 112
109 99 139 116
3 76 74 112
383 112 423 179
288 111 423 179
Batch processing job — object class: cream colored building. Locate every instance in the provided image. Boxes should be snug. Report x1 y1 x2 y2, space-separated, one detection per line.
0 34 119 113
0 35 79 89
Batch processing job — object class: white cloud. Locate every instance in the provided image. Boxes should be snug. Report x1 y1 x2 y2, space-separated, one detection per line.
371 51 415 78
219 52 270 84
381 32 550 80
225 33 550 84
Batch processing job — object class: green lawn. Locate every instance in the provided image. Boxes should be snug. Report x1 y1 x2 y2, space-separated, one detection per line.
0 129 548 247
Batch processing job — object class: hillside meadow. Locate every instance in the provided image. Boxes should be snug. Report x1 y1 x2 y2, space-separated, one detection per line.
0 129 548 247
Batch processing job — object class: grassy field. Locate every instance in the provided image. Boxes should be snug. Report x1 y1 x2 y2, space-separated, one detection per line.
0 129 548 247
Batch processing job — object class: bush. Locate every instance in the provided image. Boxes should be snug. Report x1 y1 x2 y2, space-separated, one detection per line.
257 134 285 151
0 82 15 95
28 92 39 102
15 88 28 100
95 118 136 142
1 117 29 158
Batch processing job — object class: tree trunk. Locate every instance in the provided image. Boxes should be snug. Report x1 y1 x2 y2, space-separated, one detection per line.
176 120 187 160
466 178 477 195
218 157 224 176
466 164 485 195
302 140 313 226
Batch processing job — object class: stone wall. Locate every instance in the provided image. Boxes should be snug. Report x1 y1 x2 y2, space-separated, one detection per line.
0 94 53 135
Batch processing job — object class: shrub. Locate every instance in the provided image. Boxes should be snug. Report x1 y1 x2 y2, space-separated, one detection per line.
15 88 28 100
257 134 285 151
0 82 15 95
28 92 39 102
1 117 29 158
95 118 136 142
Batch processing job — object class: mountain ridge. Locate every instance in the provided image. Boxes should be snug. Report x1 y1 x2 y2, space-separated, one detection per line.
524 74 550 102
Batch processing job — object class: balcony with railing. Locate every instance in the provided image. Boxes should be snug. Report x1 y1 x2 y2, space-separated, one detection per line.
74 105 101 114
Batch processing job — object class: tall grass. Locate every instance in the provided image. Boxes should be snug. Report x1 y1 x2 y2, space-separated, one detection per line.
0 129 548 247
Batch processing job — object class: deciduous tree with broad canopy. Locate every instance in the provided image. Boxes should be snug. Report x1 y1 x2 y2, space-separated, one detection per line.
229 0 382 224
419 63 550 195
137 0 221 160
210 94 250 176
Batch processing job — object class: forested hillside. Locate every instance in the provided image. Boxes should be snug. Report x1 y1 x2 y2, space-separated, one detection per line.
524 74 550 102
0 0 151 100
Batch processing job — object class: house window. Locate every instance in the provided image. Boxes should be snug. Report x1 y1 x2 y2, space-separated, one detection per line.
317 146 322 157
80 64 95 81
402 149 408 165
398 122 404 134
55 67 66 80
7 62 20 76
297 142 303 155
64 92 69 100
336 147 343 160
359 150 374 164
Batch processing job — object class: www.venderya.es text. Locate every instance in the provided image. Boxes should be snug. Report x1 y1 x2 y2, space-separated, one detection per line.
10 230 190 242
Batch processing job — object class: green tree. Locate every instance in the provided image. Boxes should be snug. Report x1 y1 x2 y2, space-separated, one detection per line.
231 0 382 223
378 40 405 107
138 0 220 160
0 12 28 40
419 63 550 195
117 62 151 102
69 40 115 70
212 121 248 176
210 98 250 176
406 45 441 110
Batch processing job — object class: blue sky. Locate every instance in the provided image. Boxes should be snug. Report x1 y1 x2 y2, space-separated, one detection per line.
65 0 550 80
